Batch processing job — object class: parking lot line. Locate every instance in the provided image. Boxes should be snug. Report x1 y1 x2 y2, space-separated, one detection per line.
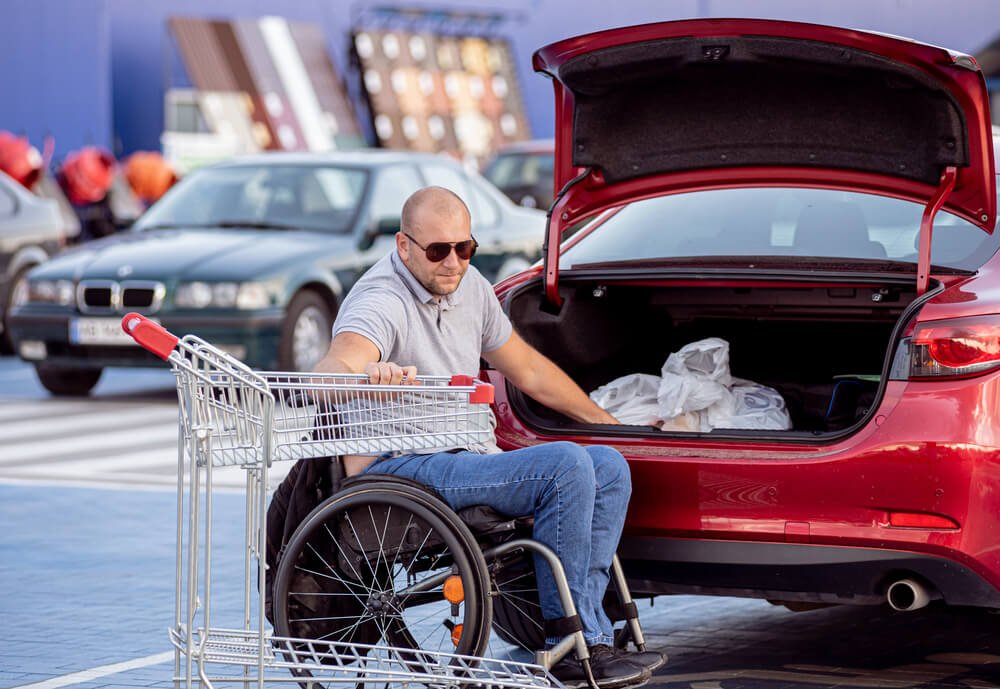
11 651 174 689
0 423 179 464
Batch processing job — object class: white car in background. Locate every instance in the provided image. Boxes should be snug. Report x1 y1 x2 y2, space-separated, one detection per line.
0 170 76 352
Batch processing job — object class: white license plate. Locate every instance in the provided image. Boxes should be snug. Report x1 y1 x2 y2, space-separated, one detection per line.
70 317 157 346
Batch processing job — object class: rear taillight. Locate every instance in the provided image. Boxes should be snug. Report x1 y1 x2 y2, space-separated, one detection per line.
887 511 959 529
903 316 1000 379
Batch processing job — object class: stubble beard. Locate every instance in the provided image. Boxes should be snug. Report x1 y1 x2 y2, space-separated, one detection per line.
422 268 465 297
425 275 461 296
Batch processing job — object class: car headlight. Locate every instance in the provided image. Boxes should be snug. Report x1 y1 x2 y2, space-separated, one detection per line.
20 279 75 306
235 283 270 310
175 281 272 310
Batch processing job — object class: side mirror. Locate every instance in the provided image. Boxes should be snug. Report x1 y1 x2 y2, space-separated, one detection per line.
360 217 401 251
375 217 401 236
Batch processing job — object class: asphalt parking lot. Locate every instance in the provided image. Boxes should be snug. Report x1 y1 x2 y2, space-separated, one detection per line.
2 480 1000 689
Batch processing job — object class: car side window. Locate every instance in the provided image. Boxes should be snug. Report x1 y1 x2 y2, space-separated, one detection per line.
369 165 423 223
422 163 499 229
466 177 500 228
0 186 16 216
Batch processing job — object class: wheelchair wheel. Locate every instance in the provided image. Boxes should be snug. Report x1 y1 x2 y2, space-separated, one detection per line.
489 553 545 651
490 559 633 653
272 481 492 684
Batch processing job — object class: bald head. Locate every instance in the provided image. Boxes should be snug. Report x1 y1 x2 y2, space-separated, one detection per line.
401 186 471 241
396 186 474 298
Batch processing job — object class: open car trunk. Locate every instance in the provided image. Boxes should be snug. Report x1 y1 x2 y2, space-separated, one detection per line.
506 273 924 437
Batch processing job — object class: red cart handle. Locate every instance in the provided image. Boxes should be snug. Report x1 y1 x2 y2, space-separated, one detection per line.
449 374 494 404
121 312 179 360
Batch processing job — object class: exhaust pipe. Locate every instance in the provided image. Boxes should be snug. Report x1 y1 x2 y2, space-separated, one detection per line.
886 578 931 611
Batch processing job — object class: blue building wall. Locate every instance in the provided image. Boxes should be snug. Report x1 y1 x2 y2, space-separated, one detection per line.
0 0 111 160
2 0 999 159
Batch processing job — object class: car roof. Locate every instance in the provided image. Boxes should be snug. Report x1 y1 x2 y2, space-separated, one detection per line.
210 149 465 169
492 139 555 155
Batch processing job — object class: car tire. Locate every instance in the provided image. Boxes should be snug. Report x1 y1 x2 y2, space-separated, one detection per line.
277 290 334 372
35 364 103 396
1 265 33 355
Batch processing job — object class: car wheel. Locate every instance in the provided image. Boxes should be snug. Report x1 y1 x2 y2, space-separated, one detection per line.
35 365 103 396
495 254 533 282
278 290 334 371
1 265 33 355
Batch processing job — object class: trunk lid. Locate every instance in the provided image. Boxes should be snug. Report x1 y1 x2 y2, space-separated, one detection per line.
532 19 996 302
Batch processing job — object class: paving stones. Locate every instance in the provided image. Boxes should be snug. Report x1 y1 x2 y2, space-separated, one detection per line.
3 482 1000 689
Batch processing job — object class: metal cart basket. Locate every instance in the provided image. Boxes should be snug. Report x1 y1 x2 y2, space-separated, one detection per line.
121 313 562 689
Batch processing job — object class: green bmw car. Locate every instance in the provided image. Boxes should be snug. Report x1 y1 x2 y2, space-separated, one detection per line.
8 151 545 395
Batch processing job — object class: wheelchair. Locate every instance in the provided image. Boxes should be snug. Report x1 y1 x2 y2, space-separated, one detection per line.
269 460 649 688
119 314 651 689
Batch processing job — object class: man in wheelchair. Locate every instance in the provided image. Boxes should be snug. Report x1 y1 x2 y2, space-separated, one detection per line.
305 186 664 688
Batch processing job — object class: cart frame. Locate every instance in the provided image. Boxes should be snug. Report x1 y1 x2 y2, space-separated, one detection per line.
122 313 644 689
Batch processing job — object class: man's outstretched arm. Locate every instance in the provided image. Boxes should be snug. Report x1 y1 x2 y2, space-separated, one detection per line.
483 331 619 425
314 331 415 384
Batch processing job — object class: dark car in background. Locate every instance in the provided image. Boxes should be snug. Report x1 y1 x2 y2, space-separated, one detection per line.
9 150 545 395
484 18 1000 633
482 139 555 210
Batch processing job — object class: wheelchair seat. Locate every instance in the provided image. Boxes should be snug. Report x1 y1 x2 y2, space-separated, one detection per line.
341 472 534 537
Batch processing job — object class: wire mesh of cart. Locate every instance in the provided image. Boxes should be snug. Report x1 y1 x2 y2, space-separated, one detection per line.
121 313 561 689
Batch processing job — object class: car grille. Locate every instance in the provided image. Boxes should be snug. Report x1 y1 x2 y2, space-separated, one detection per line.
77 280 165 314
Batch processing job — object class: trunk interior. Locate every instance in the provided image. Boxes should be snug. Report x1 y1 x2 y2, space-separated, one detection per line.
506 275 921 435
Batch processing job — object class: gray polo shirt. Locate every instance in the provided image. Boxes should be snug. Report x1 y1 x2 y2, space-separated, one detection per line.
332 250 513 453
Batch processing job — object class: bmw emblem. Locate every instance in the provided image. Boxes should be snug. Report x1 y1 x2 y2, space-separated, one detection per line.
118 265 133 278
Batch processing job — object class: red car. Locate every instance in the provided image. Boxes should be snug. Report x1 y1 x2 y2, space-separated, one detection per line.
488 19 1000 614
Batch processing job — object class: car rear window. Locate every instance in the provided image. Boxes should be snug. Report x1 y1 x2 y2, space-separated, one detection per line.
484 152 555 188
560 186 1000 272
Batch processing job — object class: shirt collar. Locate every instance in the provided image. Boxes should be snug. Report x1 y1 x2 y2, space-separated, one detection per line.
390 250 463 308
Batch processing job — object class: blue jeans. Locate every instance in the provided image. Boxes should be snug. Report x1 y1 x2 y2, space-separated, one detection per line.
362 441 632 646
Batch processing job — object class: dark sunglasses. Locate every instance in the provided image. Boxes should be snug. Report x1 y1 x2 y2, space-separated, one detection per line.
403 232 478 262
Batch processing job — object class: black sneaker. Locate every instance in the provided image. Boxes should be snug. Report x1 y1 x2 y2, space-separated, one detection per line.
612 646 666 673
549 644 651 689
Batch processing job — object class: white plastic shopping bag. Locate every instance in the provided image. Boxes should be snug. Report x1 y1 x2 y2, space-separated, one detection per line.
717 379 792 430
657 337 733 420
590 337 792 431
589 373 663 426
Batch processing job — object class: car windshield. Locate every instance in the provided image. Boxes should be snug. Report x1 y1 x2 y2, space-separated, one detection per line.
135 164 367 233
484 152 555 188
560 186 1000 272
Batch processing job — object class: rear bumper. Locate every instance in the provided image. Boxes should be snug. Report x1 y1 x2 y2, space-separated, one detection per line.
620 536 1000 608
8 309 285 369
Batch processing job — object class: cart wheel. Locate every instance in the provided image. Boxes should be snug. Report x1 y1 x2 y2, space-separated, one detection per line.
273 481 492 687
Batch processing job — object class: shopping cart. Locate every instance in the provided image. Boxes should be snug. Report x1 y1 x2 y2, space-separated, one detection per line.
121 313 568 689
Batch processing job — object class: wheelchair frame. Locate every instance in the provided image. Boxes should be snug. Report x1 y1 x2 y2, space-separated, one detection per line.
121 313 646 689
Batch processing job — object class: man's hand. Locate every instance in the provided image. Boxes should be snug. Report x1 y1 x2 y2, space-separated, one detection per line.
364 361 418 385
